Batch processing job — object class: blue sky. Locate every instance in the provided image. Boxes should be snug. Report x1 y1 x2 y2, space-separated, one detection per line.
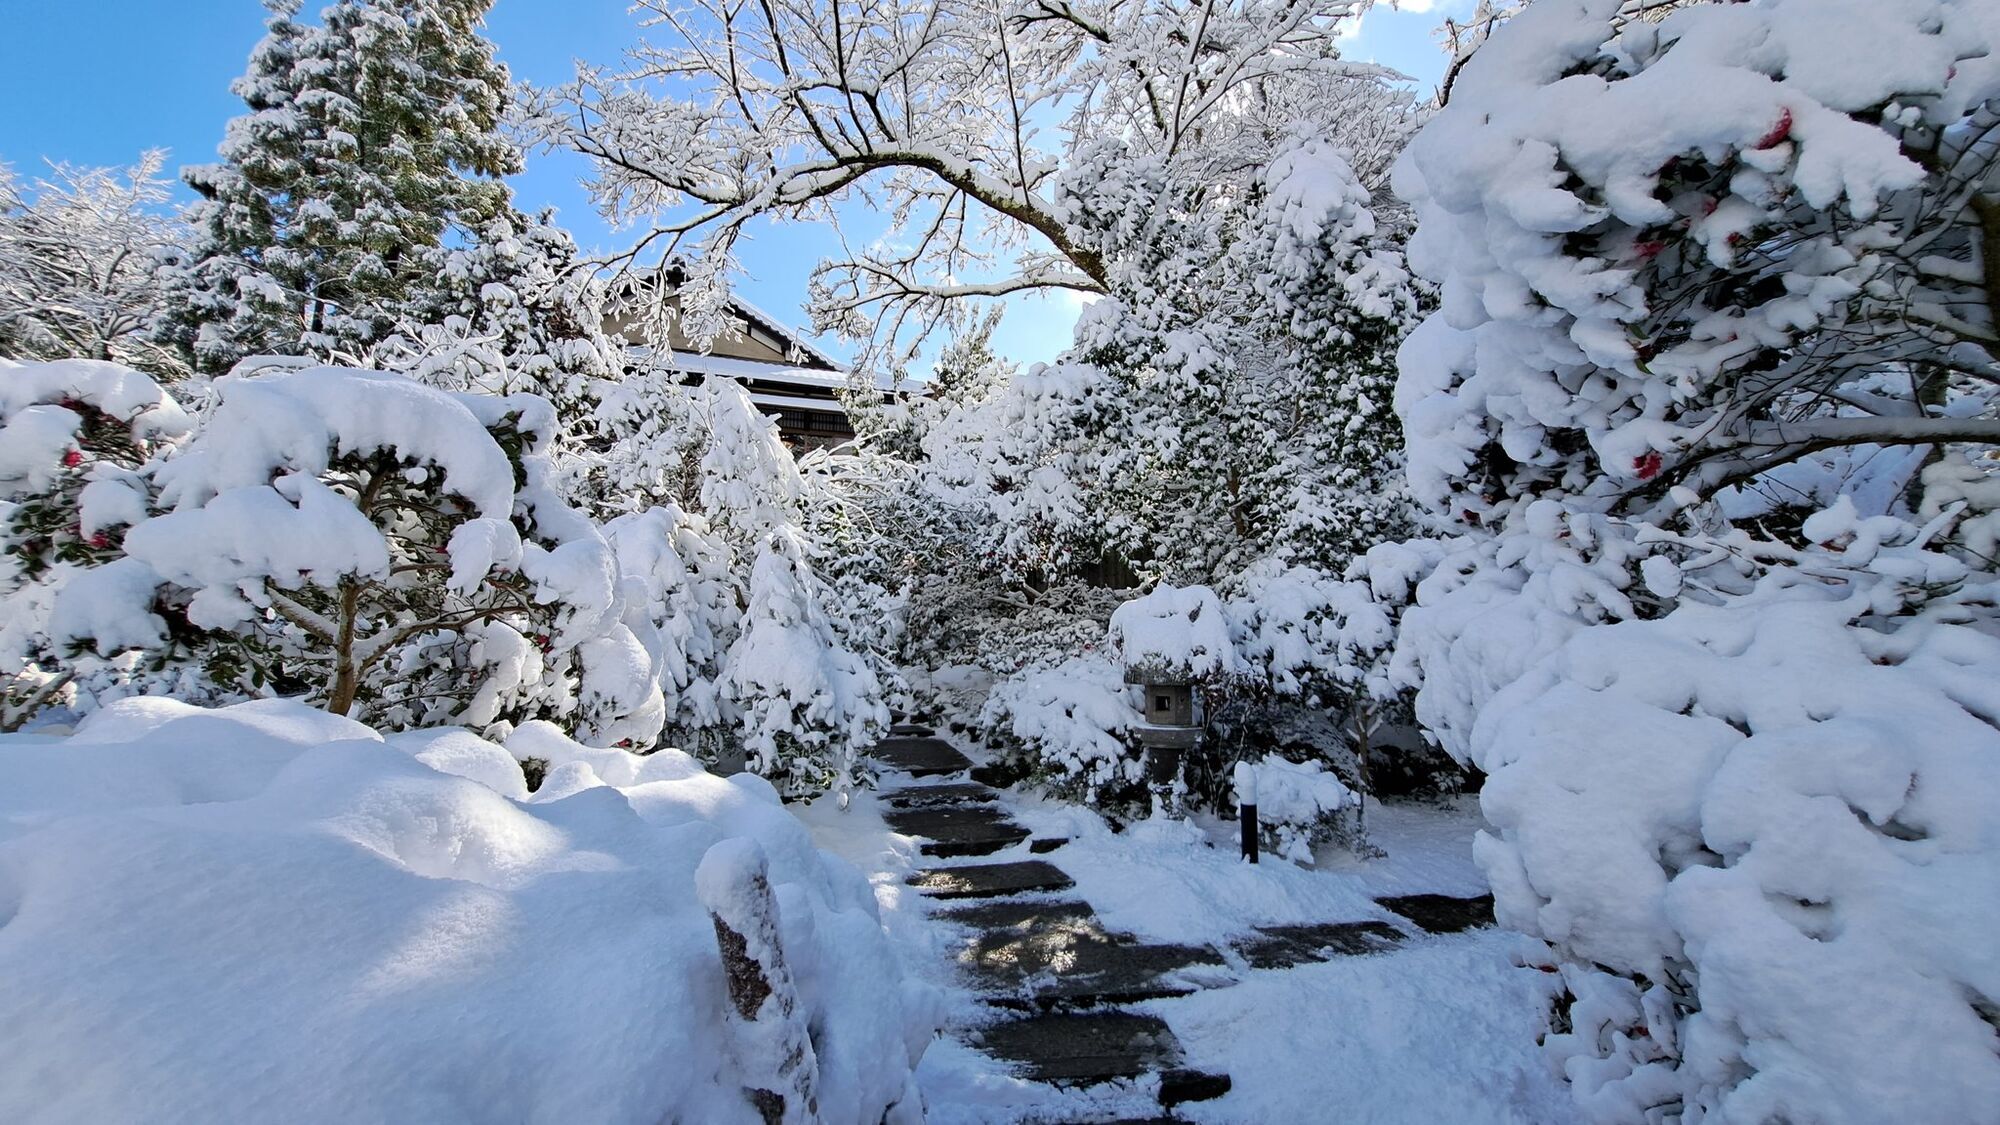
0 0 1458 369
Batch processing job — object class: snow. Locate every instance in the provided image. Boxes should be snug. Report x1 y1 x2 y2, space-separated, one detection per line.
1240 756 1354 853
46 557 166 655
0 357 192 442
0 405 80 495
154 365 518 518
126 475 392 628
803 735 1572 1123
0 700 926 1123
1163 932 1574 1125
1108 583 1240 681
1463 564 2000 1122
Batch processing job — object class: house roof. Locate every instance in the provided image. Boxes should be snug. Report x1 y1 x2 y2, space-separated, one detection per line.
631 347 902 393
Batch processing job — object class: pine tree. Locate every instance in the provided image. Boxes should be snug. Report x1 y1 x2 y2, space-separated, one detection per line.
172 0 519 372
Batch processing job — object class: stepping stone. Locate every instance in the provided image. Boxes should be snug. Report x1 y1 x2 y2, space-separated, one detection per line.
969 760 1030 788
882 781 998 808
964 923 1226 1007
874 736 973 778
1029 836 1070 854
972 1010 1183 1085
1233 920 1406 969
936 897 1099 932
908 859 1075 900
1160 1069 1233 1108
884 805 1031 857
1377 892 1495 934
890 722 935 736
972 1012 1233 1105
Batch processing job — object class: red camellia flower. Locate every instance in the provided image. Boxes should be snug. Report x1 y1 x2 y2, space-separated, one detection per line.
1754 107 1793 150
1633 451 1663 480
1634 240 1667 260
61 449 83 468
88 533 110 549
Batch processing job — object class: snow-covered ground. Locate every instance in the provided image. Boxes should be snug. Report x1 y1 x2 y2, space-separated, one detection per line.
0 699 927 1124
803 779 1576 1124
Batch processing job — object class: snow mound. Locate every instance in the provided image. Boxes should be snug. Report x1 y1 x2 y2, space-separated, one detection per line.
0 700 925 1123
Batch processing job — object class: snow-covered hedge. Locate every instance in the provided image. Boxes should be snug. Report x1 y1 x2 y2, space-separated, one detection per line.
0 699 928 1122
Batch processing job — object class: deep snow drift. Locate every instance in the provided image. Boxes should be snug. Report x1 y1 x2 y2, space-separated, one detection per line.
0 699 927 1123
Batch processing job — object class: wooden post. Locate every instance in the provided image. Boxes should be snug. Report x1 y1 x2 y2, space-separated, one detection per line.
697 839 820 1125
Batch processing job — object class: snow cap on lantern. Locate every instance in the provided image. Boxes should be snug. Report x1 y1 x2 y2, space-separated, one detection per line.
1108 583 1237 753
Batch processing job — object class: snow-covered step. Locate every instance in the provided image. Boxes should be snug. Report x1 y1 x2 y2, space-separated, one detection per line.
1231 920 1405 969
873 735 973 778
1375 892 1494 934
883 804 1031 857
907 859 1075 899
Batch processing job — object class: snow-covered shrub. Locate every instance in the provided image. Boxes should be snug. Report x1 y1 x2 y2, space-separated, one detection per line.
50 364 659 739
0 358 195 726
0 698 927 1122
1234 755 1358 865
978 651 1142 801
1474 528 2000 1123
1384 0 2000 1117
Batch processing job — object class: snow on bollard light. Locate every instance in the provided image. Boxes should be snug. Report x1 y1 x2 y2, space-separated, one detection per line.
696 837 821 1125
1233 759 1258 865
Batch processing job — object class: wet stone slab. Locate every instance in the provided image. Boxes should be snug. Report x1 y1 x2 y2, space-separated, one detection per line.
874 736 973 778
889 722 936 737
883 805 1031 857
963 921 1227 1007
908 859 1076 900
936 896 1100 933
972 1010 1184 1085
1232 920 1407 969
1376 893 1495 934
881 782 999 809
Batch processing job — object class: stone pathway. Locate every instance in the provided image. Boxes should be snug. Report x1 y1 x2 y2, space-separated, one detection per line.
871 724 1495 1120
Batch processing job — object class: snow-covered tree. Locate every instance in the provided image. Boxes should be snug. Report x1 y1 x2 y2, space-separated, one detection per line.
0 153 189 378
172 0 519 372
536 0 1426 627
1382 1 2000 1118
49 365 659 740
530 0 1412 357
386 208 625 416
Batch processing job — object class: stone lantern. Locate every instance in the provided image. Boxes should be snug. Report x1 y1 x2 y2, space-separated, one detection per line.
1126 664 1200 810
1109 583 1239 817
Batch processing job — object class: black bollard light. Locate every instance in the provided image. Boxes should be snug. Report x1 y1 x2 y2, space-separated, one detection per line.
1233 760 1259 864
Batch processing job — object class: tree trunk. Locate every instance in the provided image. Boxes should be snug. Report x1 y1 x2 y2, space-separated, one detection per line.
325 580 363 716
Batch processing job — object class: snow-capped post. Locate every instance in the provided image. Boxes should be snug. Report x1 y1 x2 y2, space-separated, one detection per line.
1232 760 1259 865
696 838 820 1125
1109 585 1239 819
